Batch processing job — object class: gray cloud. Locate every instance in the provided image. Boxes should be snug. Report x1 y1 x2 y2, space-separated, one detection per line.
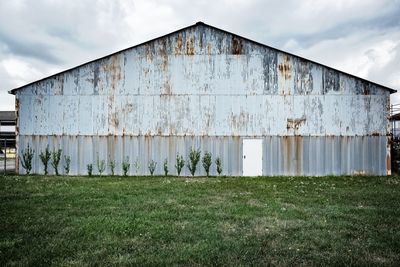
290 5 400 49
0 32 61 64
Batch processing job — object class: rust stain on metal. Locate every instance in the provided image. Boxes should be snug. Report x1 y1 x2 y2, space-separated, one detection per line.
358 81 371 95
105 55 122 91
278 55 292 80
283 136 291 171
110 112 119 128
161 80 172 95
145 44 153 61
159 39 169 71
105 55 122 132
162 54 168 71
186 36 195 55
175 34 183 54
231 36 243 55
229 111 250 131
125 103 134 113
54 75 64 95
287 116 306 131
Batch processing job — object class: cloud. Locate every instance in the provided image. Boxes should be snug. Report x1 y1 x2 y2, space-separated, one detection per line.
0 0 399 111
0 32 61 64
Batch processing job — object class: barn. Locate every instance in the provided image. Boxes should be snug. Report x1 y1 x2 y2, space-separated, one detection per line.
9 22 396 176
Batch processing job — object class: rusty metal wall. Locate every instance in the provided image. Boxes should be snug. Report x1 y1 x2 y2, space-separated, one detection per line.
17 94 388 137
14 24 391 175
17 135 387 176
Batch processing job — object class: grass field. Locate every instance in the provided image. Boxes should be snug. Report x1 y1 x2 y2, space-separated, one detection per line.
1 175 399 266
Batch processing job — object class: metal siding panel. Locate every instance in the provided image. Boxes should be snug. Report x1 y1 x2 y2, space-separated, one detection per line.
78 96 93 135
277 53 294 96
18 95 31 135
63 96 79 135
302 136 309 175
48 96 63 135
32 95 49 135
78 65 94 95
92 95 108 135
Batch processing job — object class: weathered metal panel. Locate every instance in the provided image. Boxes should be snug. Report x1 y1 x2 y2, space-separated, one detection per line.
16 59 391 136
48 95 63 135
14 24 392 176
17 135 387 176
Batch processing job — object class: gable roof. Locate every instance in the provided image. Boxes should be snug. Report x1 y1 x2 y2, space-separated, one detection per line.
9 21 397 94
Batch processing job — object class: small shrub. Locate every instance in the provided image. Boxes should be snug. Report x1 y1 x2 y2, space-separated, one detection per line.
64 155 71 175
163 159 168 176
109 159 116 176
96 155 105 176
215 157 223 176
122 157 130 176
133 158 140 175
51 148 62 176
87 164 93 176
187 147 201 176
20 144 34 175
148 160 157 176
202 151 212 177
175 154 185 176
39 146 51 175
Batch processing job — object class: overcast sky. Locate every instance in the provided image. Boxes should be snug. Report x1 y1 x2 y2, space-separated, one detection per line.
1 0 400 110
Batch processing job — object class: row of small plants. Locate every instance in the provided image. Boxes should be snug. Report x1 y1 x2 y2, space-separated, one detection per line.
20 145 68 175
20 145 223 176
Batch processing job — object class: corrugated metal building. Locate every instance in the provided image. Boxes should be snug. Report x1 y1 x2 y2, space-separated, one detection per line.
9 22 396 176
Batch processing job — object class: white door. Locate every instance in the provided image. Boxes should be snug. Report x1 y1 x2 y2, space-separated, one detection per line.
243 139 263 176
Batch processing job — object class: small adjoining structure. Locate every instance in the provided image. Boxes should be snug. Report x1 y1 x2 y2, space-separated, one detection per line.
0 111 16 149
0 111 16 174
9 22 396 176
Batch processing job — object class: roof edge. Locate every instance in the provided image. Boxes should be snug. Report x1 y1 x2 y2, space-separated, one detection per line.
8 21 397 95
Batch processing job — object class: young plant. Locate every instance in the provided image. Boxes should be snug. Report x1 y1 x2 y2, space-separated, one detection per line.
87 163 93 176
96 155 106 176
134 158 140 175
20 144 34 175
122 157 130 176
51 148 62 175
175 154 185 176
148 160 157 176
202 151 212 177
187 147 201 176
163 159 168 176
64 155 71 175
39 146 51 175
109 159 116 176
215 157 223 176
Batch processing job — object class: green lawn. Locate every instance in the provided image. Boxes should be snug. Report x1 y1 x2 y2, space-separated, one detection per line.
1 175 399 266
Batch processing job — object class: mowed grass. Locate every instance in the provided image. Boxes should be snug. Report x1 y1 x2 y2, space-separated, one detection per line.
1 175 399 266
